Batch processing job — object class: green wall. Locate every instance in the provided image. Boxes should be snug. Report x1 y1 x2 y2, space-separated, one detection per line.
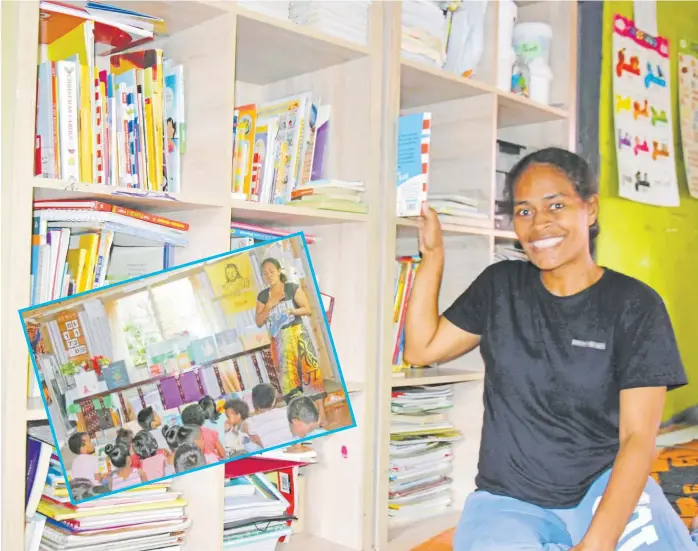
598 1 698 419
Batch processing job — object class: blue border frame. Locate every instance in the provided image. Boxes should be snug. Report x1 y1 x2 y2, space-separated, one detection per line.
19 232 357 505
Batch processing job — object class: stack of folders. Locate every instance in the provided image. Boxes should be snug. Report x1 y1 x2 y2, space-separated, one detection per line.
222 472 297 550
30 199 189 306
388 385 462 522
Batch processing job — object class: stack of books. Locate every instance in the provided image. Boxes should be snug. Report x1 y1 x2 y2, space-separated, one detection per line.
30 199 189 305
388 385 462 523
222 471 297 549
25 428 191 550
288 179 367 214
426 192 490 228
35 1 185 192
391 256 421 372
289 1 372 45
232 95 367 214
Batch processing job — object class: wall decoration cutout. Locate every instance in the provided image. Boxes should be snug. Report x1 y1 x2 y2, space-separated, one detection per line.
612 14 680 207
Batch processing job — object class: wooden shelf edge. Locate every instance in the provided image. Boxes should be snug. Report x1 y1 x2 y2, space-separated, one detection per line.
231 197 369 224
390 368 485 387
26 397 47 421
32 178 227 211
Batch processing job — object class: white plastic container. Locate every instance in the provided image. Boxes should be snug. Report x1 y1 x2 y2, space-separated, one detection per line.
497 46 516 91
513 22 553 65
498 0 518 50
528 57 553 105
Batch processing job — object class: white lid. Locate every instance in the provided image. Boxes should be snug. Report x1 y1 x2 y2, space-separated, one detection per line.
513 22 553 39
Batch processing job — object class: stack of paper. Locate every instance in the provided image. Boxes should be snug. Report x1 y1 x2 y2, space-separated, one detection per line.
388 385 462 522
402 1 448 67
427 192 489 227
222 473 294 549
238 0 290 20
289 1 371 45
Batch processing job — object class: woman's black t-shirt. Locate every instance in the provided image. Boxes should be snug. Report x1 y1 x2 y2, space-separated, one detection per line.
443 260 687 508
257 282 302 329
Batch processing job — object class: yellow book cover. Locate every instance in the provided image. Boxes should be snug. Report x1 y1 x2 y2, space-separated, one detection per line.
75 234 100 292
66 248 87 292
233 104 257 197
37 497 188 520
79 64 93 183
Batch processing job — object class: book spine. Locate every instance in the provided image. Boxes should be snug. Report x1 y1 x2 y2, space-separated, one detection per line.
55 60 80 182
110 206 189 231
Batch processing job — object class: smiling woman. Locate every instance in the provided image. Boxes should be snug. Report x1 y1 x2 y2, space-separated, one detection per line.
403 147 696 551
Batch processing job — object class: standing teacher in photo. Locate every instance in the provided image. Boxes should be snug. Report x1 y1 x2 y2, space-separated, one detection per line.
403 147 694 551
255 257 327 426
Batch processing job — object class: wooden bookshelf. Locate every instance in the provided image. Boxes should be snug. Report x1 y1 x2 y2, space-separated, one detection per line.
1 1 578 550
2 1 382 550
373 0 578 548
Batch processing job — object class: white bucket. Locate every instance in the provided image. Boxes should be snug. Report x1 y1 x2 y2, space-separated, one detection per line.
513 22 552 65
498 0 518 50
528 57 553 105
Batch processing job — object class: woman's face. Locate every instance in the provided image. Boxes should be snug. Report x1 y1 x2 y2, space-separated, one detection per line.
512 163 598 272
262 262 280 285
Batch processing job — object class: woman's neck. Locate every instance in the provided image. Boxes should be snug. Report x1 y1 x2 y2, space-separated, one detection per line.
270 281 284 291
540 255 604 297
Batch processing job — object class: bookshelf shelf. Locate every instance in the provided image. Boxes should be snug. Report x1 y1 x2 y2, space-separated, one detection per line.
396 218 510 239
375 1 578 547
390 368 485 388
497 91 569 128
235 8 371 85
33 179 227 212
399 58 493 110
230 198 369 226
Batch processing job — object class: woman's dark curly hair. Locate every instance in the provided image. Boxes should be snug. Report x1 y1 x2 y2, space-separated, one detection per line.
503 147 600 255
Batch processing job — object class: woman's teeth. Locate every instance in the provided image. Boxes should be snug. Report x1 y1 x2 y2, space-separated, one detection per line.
531 237 563 250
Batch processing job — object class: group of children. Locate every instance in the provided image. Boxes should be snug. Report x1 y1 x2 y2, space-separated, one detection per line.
68 383 327 491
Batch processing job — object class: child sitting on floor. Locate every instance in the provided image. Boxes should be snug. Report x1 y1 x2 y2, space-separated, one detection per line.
105 441 146 490
174 443 207 473
137 405 169 450
181 403 226 460
170 424 218 464
223 398 259 455
244 383 294 448
67 432 106 486
200 395 227 445
133 430 167 481
287 395 327 439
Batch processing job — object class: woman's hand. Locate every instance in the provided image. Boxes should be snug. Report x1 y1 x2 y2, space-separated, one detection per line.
417 202 444 258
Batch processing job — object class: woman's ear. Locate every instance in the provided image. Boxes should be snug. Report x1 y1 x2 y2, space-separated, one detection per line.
586 194 600 227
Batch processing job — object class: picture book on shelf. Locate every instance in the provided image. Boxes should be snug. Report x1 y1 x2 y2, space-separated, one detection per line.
20 234 356 504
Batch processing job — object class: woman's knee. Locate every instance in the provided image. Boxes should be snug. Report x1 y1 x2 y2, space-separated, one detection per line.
453 492 572 551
